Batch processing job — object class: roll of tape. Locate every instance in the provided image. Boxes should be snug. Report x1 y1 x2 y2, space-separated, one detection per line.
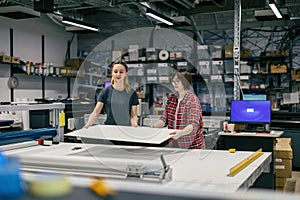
158 50 169 61
28 174 72 198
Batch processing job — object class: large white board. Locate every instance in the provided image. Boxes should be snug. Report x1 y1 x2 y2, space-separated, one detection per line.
66 125 174 144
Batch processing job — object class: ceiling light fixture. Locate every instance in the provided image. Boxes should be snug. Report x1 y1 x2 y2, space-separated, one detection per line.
268 0 283 19
145 8 174 26
62 17 99 32
0 5 40 19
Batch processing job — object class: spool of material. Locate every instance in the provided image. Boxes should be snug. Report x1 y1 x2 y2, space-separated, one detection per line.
28 174 72 198
68 118 75 130
20 98 30 130
158 50 169 61
21 111 30 130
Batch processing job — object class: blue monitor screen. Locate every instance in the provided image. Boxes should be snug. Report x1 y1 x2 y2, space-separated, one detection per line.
104 81 112 87
230 100 271 124
243 94 267 100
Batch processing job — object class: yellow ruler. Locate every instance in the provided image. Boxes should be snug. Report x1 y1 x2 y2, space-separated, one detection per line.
228 148 263 177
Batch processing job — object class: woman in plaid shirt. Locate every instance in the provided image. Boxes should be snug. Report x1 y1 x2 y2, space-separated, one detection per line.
151 71 205 149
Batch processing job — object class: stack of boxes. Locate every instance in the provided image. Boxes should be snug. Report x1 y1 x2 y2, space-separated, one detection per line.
63 58 86 77
0 55 20 64
275 138 293 190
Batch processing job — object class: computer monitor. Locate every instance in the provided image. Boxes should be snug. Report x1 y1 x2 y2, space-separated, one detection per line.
243 94 267 100
230 100 271 124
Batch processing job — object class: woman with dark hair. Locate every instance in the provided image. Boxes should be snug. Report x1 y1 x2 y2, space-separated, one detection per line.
151 71 205 149
84 60 139 128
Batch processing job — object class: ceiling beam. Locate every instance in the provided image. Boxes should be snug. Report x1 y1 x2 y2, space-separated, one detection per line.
190 20 298 31
184 0 266 15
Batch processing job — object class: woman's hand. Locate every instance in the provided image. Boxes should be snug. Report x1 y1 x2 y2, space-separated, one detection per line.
131 122 138 127
82 125 89 129
170 125 193 140
131 118 138 127
150 120 165 128
169 131 183 140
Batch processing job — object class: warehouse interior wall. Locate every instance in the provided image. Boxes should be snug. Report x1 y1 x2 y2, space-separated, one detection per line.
0 15 77 102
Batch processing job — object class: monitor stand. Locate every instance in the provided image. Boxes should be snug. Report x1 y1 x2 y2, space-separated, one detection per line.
244 123 270 133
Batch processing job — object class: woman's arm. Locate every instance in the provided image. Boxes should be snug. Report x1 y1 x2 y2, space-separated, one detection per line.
83 102 104 128
131 105 138 127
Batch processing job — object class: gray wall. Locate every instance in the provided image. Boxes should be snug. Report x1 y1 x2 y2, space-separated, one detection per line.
0 14 77 102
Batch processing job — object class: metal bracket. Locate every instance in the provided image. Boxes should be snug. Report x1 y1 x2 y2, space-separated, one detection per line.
125 155 172 182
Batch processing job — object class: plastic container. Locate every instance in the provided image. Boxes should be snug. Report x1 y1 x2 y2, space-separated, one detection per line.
0 150 24 197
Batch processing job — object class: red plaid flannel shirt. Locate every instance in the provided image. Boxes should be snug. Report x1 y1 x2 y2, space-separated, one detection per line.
160 90 205 149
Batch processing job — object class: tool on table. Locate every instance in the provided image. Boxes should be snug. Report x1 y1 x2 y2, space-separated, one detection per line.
228 148 263 177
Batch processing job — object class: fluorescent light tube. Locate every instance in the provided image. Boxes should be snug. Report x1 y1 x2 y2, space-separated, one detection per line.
62 17 99 32
145 8 174 26
269 3 283 18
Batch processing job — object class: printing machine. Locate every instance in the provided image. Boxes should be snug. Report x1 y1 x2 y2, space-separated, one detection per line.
2 139 273 199
0 111 22 129
0 108 297 199
0 122 279 199
0 103 65 145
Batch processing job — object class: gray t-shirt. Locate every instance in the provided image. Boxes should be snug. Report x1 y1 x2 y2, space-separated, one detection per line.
97 85 139 126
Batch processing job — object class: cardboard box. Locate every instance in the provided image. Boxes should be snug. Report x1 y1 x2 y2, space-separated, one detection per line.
211 61 224 74
270 64 287 73
159 76 169 83
0 55 11 63
276 177 287 187
146 68 157 75
60 66 80 77
295 177 300 193
66 58 84 68
146 47 157 61
224 44 233 58
210 45 222 58
292 74 300 80
157 63 170 76
198 61 210 75
197 45 210 59
11 56 20 64
241 49 251 58
284 178 296 192
276 186 284 191
275 140 293 178
276 138 291 145
210 75 222 82
275 142 293 159
275 158 292 178
240 62 251 74
291 68 300 79
137 93 146 99
170 51 184 60
128 45 139 61
224 60 234 74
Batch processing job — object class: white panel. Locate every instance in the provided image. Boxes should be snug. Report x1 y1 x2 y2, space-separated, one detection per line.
66 125 174 144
